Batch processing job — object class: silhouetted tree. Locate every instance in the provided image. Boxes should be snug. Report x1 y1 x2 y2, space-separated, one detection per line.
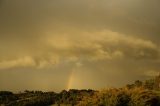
134 80 143 87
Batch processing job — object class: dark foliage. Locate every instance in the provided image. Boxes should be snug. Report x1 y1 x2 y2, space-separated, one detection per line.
1 75 160 106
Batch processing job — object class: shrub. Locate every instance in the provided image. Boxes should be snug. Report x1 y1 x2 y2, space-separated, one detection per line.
77 87 160 106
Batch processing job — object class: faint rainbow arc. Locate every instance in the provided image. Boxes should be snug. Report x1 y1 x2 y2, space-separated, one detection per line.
67 69 75 90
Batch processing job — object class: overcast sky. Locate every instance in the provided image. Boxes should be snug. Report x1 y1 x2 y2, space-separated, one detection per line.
0 0 160 92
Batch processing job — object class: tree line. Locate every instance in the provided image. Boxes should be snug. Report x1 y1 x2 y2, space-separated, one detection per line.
0 75 160 106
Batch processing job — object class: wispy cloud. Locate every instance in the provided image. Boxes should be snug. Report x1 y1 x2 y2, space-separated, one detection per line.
0 56 36 70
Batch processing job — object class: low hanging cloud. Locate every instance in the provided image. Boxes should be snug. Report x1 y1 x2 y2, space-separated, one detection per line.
0 56 36 70
46 29 159 61
0 30 159 70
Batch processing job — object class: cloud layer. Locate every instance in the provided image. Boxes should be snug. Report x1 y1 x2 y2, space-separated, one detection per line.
0 30 159 70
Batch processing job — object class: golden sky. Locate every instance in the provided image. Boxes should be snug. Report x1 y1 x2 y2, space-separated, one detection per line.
0 0 160 92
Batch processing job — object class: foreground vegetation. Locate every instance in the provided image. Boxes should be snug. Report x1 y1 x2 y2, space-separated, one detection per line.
1 75 160 106
78 87 160 106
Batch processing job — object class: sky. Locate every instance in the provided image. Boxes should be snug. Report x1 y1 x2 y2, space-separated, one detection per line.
0 0 160 92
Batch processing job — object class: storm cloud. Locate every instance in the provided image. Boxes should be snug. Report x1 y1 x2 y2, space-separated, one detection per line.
0 0 160 92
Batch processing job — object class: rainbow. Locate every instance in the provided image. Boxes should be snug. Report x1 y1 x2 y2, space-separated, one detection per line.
67 69 75 90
